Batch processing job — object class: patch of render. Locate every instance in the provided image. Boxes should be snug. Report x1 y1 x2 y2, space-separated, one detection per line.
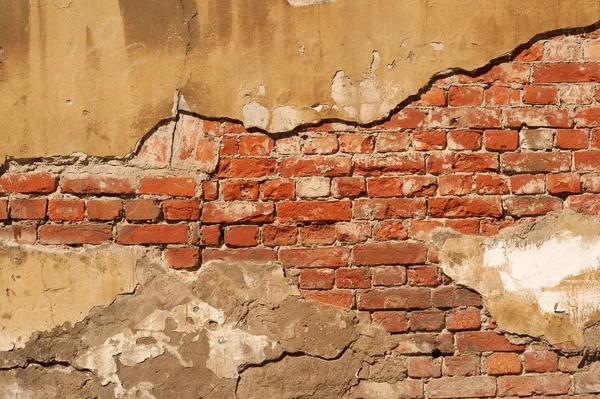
242 101 270 130
0 244 140 352
436 210 600 350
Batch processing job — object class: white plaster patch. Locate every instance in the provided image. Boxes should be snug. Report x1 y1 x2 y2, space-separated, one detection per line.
430 41 444 51
271 106 305 132
243 101 269 130
3 384 33 399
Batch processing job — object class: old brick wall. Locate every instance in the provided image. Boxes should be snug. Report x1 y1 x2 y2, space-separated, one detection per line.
3 30 600 397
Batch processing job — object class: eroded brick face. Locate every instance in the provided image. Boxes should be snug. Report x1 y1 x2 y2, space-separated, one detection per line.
3 30 600 397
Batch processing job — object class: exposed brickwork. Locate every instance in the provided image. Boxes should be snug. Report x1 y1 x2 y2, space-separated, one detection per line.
2 30 600 397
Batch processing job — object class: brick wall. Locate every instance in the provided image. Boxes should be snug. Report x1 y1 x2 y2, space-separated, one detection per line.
3 30 600 396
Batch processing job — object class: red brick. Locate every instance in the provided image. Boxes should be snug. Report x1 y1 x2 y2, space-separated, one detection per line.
523 351 558 372
497 374 571 396
202 181 218 200
408 266 440 287
124 199 160 221
559 356 583 373
202 202 274 223
429 197 501 218
117 224 188 244
224 225 259 247
39 224 112 245
584 40 600 60
223 121 247 134
238 135 274 156
163 248 199 270
279 157 350 177
0 225 37 244
504 195 563 216
373 220 408 241
576 107 600 127
403 176 438 197
583 173 600 192
445 219 480 235
381 108 427 129
302 290 353 309
336 268 371 289
447 130 483 150
215 158 276 178
0 172 56 193
353 154 425 175
221 180 259 201
438 175 472 196
275 137 301 155
505 107 572 128
202 248 275 263
408 357 442 378
366 177 403 197
138 176 196 197
10 199 46 220
372 266 407 286
547 173 580 194
336 222 371 243
299 269 335 290
372 311 408 333
485 85 521 105
433 286 483 308
427 153 498 174
534 62 600 83
556 129 589 149
514 41 544 61
299 224 336 245
221 136 238 155
353 198 426 219
47 200 84 221
201 225 221 246
331 177 366 198
484 129 519 151
357 287 430 310
87 199 121 221
487 353 522 375
501 152 571 173
523 85 557 104
0 199 7 220
545 38 581 61
260 180 295 200
411 220 443 241
510 174 545 194
575 151 600 171
459 63 531 84
395 333 454 355
354 242 426 265
448 86 483 106
428 376 496 399
443 356 480 377
415 86 446 106
277 200 351 222
374 132 410 152
475 174 509 195
162 199 199 221
338 134 374 153
279 247 350 268
429 108 502 129
566 194 600 215
60 175 134 195
412 130 447 151
303 134 338 155
262 224 297 246
409 310 445 332
446 308 481 331
456 331 525 353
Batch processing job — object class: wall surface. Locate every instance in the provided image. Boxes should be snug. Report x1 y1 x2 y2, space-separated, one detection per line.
3 5 600 399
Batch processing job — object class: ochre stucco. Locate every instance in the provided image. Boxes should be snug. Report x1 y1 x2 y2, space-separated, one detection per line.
1 0 600 160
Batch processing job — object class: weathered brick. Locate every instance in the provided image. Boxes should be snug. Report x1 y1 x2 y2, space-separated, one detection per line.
574 363 600 393
523 85 557 104
547 173 580 194
447 130 483 150
501 152 571 173
438 175 472 196
556 128 589 149
429 108 501 129
279 157 350 177
238 135 274 156
433 286 482 308
582 173 600 192
357 287 430 310
504 195 563 216
202 181 218 200
353 198 426 219
427 153 498 174
331 177 366 198
559 356 583 373
124 199 160 221
299 224 336 245
0 172 56 193
443 355 480 377
448 86 483 106
513 41 544 62
407 357 442 378
221 180 259 201
336 222 371 243
497 374 571 396
415 86 446 106
338 134 374 153
336 268 371 289
259 180 295 200
446 308 481 331
407 266 440 287
296 177 331 198
427 376 496 399
509 174 545 194
475 174 509 195
10 199 47 220
139 176 196 197
354 242 426 265
381 108 427 129
484 129 519 151
279 247 350 268
559 84 594 104
373 220 408 241
162 199 200 221
375 132 410 152
61 175 134 195
411 220 443 241
163 248 199 270
487 352 522 375
459 63 530 83
302 290 353 309
201 225 221 246
412 130 447 151
403 176 438 197
303 134 338 155
262 224 297 246
202 248 275 263
523 351 558 372
224 225 259 247
395 333 454 355
566 194 600 215
87 199 122 221
484 85 520 105
202 202 274 223
354 154 425 175
372 266 407 286
215 158 277 178
372 311 408 333
0 225 37 244
534 62 600 83
48 200 84 221
39 225 112 245
277 200 351 222
456 331 525 353
409 310 445 332
117 224 188 244
367 177 403 198
299 269 335 290
429 197 501 218
575 151 600 171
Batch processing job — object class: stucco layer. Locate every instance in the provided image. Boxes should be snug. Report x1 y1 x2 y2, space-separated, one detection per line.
1 1 600 160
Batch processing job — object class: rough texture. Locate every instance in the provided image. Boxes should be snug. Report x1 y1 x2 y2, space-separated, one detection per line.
2 1 600 159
